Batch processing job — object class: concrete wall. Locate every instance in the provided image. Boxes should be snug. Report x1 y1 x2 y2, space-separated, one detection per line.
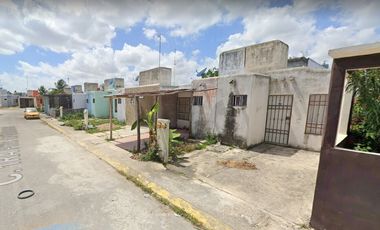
104 78 124 91
219 40 289 76
0 95 19 107
268 67 331 151
86 91 110 118
158 94 178 128
84 83 98 92
215 74 270 148
191 78 218 138
72 93 87 109
139 67 172 86
71 85 83 93
125 96 156 125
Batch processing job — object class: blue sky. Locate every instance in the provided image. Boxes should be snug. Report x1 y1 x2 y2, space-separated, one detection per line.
1 0 379 92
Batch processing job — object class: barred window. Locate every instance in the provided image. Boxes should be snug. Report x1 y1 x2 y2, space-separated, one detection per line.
193 96 203 106
177 97 190 120
117 98 121 104
305 94 328 135
92 98 95 103
232 95 247 106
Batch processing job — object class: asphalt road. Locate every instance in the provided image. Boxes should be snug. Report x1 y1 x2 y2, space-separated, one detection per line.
0 108 194 230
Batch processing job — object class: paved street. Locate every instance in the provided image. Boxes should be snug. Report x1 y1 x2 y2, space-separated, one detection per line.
0 108 194 230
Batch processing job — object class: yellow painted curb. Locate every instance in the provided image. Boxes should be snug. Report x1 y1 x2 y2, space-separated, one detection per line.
41 117 232 230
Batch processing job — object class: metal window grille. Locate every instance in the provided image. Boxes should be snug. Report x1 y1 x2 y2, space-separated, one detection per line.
193 96 203 106
232 95 247 106
117 98 121 104
264 95 293 145
177 97 190 120
305 94 328 135
92 98 95 103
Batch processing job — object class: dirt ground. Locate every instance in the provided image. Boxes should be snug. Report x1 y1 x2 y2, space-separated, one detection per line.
166 143 320 228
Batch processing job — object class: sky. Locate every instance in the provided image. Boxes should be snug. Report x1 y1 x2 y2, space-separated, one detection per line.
1 0 380 92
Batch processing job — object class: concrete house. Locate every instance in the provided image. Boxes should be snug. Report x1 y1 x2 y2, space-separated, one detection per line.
191 40 330 151
123 67 192 130
0 89 19 107
72 93 87 109
84 82 99 92
86 91 111 118
43 94 72 117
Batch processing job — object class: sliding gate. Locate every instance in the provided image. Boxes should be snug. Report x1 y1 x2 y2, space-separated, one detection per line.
264 95 293 145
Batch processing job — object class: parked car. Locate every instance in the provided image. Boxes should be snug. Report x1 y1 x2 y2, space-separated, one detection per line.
24 107 40 119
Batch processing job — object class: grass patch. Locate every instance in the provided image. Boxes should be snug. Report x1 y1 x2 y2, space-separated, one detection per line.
60 112 125 133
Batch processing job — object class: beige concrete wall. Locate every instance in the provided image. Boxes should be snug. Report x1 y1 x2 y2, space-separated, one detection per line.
268 67 331 151
139 67 172 86
215 74 270 148
191 78 218 138
125 96 156 126
219 40 289 76
84 83 98 92
158 94 178 128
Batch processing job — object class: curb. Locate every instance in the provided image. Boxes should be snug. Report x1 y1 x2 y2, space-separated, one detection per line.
40 116 232 230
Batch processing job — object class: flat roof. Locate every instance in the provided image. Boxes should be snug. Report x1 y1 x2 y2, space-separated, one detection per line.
329 42 380 59
105 88 192 98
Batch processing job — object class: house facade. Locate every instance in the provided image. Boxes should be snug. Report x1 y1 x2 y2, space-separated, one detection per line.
191 40 330 151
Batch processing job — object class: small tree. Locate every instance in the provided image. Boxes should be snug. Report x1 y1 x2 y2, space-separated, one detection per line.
49 79 67 95
346 69 380 152
131 102 159 149
38 86 47 95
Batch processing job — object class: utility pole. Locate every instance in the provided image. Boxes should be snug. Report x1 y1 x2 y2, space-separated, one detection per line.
173 49 176 86
158 34 161 68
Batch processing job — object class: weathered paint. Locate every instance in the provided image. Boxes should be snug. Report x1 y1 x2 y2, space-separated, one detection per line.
215 74 270 148
267 67 331 151
219 40 288 76
86 91 111 118
191 78 218 138
311 51 380 230
72 93 87 109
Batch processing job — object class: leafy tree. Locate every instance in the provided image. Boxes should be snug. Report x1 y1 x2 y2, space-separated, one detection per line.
49 79 68 95
55 79 67 90
346 69 380 152
38 86 47 95
201 68 218 78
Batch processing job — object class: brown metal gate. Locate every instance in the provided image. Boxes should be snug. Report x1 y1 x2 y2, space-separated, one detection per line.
264 95 293 145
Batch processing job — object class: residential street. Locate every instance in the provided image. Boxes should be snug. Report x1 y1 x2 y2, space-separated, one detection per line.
0 108 194 230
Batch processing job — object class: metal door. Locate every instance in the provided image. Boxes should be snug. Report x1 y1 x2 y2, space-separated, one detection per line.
264 95 293 145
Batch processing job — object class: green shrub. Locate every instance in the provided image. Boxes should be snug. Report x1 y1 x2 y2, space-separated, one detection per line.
205 133 218 145
141 146 161 162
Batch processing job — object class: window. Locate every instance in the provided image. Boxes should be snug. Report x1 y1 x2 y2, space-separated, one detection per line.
231 95 247 106
193 96 203 106
118 98 121 104
86 99 89 103
305 94 328 135
177 97 190 120
93 98 95 103
114 99 118 113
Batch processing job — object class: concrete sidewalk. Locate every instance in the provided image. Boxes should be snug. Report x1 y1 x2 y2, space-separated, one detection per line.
41 115 308 230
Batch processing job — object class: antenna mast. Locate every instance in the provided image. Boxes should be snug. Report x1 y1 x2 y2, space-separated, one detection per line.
158 34 161 68
173 49 176 86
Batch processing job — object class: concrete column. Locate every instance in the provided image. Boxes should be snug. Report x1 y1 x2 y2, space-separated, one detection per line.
157 119 170 163
59 106 63 118
83 109 88 129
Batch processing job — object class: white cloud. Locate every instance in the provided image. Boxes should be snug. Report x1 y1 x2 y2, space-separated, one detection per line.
143 28 167 43
217 0 380 63
16 43 201 91
0 0 223 55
